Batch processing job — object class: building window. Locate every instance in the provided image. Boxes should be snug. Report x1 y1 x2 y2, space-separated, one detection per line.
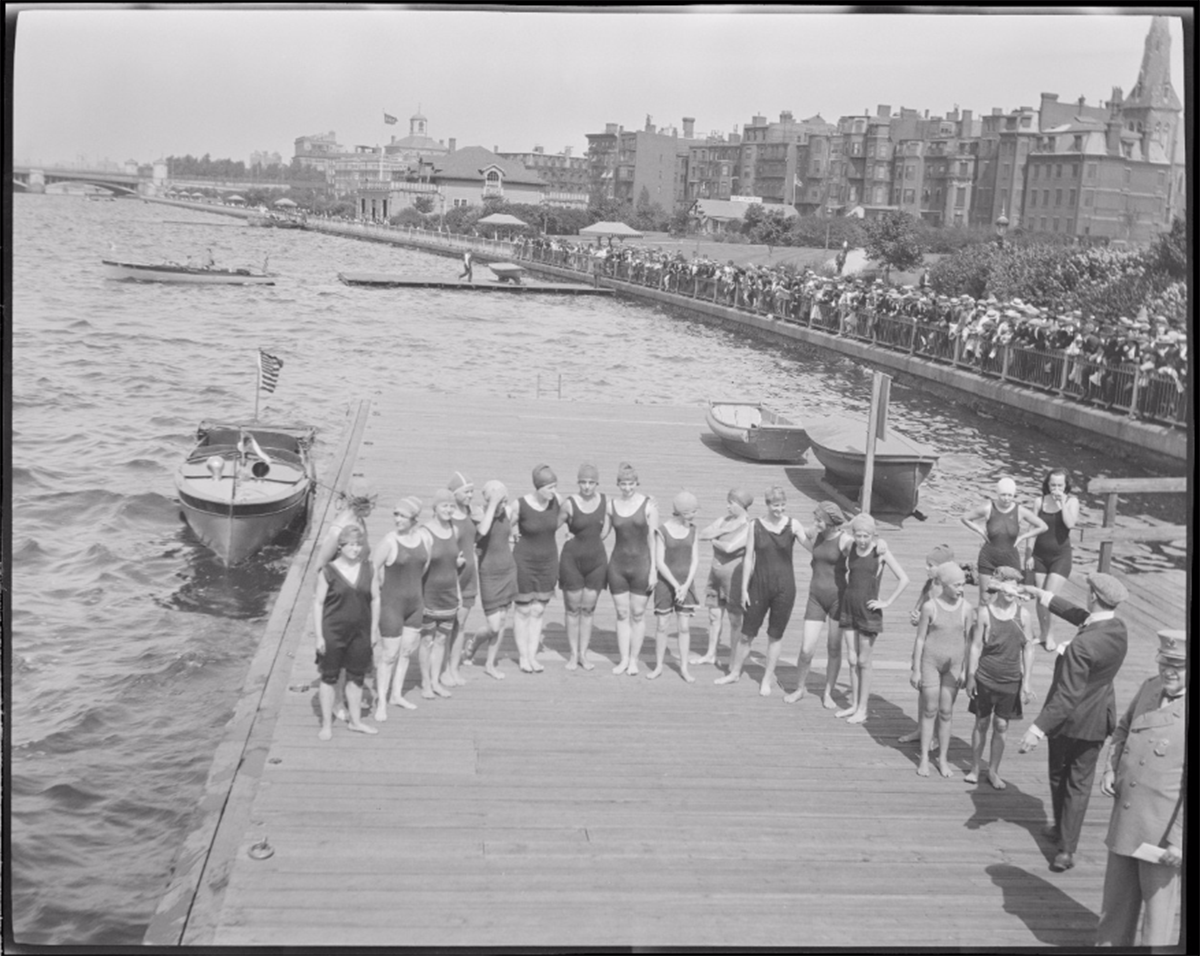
1029 190 1037 208
955 186 966 208
1055 164 1062 178
1002 162 1011 181
1072 135 1084 151
1040 217 1047 231
1052 217 1059 232
1055 188 1063 206
1157 170 1165 188
1086 163 1097 179
1066 219 1074 234
851 142 862 156
1124 167 1131 184
1068 189 1076 207
1083 191 1093 207
1043 189 1050 206
903 188 914 204
1071 163 1079 178
905 165 914 180
1020 115 1032 128
1000 188 1008 212
958 162 970 177
1032 165 1039 180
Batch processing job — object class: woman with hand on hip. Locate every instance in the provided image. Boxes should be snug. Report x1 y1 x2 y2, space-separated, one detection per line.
692 488 753 668
466 479 518 680
371 496 428 720
420 488 463 699
960 477 1046 610
510 465 561 673
1028 468 1080 651
558 463 609 671
607 462 659 676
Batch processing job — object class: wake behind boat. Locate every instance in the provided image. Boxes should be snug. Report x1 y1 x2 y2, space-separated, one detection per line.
102 258 277 285
175 422 316 565
807 413 938 514
705 400 811 462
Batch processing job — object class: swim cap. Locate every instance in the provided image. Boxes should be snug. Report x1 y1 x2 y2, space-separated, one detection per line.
936 561 966 585
482 479 507 502
433 488 455 505
532 464 557 489
815 501 846 526
394 496 422 519
996 477 1017 496
672 490 699 516
926 543 955 565
616 462 638 483
577 463 600 482
448 471 473 493
728 487 754 509
848 513 876 535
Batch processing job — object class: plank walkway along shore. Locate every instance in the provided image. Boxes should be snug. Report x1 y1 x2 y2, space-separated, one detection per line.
145 393 1187 947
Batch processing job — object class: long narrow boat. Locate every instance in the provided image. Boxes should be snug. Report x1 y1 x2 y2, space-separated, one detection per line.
175 422 316 565
705 400 811 462
102 259 277 285
807 414 938 514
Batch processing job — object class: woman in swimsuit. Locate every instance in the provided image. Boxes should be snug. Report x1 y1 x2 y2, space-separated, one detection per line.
607 462 658 676
558 463 609 671
313 525 378 740
443 472 479 687
1028 468 1080 651
836 513 910 724
509 464 561 673
466 479 518 680
716 485 809 697
647 491 701 683
420 488 462 699
897 543 957 749
909 562 975 777
692 488 753 668
960 477 1046 609
371 496 428 720
785 501 850 708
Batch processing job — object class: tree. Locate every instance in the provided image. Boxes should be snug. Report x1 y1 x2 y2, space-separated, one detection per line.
412 195 435 214
1149 215 1187 280
862 211 924 282
748 209 791 256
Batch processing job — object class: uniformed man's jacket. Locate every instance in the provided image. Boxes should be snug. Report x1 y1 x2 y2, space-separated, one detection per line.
1105 674 1185 855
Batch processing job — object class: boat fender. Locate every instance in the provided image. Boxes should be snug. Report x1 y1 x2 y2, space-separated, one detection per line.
206 456 226 481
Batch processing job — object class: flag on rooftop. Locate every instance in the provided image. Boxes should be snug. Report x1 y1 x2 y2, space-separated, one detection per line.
258 349 283 394
384 111 398 125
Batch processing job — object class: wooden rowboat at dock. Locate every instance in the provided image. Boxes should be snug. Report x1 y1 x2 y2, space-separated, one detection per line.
807 413 938 514
705 400 811 462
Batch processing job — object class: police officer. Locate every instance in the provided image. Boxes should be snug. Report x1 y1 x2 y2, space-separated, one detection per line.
1095 629 1185 948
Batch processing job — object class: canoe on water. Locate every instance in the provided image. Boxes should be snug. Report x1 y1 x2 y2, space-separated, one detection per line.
705 401 811 463
102 259 277 285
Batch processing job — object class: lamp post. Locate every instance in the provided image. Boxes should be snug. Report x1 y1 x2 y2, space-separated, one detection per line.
994 211 1009 248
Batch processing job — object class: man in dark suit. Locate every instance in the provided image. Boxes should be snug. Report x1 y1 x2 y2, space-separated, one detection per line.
1017 572 1129 872
1095 629 1185 947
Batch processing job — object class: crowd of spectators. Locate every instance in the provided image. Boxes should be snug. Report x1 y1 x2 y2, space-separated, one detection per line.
518 236 1187 426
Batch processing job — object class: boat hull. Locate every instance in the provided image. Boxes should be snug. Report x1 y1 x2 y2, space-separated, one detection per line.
809 442 936 514
175 423 315 565
102 259 276 285
705 402 810 463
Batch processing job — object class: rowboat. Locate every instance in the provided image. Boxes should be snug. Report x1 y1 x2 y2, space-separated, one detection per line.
488 262 525 284
705 401 811 463
175 422 316 565
807 414 938 514
102 259 277 285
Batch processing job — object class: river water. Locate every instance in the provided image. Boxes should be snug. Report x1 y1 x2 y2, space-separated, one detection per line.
9 194 1186 946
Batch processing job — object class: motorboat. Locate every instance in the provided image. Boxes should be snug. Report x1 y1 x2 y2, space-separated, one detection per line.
705 400 811 463
102 259 277 285
807 413 938 514
175 422 316 565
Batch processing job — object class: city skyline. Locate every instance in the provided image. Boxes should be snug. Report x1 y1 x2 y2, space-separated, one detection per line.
10 6 1190 168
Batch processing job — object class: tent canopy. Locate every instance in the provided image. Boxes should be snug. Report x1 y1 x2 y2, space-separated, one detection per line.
226 195 245 203
273 197 298 208
579 221 643 239
477 213 528 228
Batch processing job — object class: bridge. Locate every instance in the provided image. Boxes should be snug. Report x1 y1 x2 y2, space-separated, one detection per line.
13 164 293 197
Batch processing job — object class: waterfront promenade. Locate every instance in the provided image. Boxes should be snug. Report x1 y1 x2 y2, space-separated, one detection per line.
145 392 1187 948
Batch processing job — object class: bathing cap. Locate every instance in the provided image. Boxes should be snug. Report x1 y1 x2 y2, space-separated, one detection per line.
996 477 1017 496
577 463 600 482
394 496 422 519
936 561 966 585
532 464 557 489
848 513 876 535
433 488 455 505
616 462 638 483
926 543 955 565
448 471 473 493
815 501 846 526
482 480 507 502
728 487 754 509
672 490 699 515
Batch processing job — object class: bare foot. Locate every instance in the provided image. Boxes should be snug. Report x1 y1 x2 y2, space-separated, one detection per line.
530 661 545 673
784 688 805 704
1044 638 1057 652
916 761 930 777
580 658 595 671
627 662 639 676
964 769 980 784
565 658 579 671
645 667 662 680
897 730 920 744
391 695 416 710
690 654 716 665
374 705 388 723
421 687 435 700
834 705 857 718
929 738 940 754
484 666 506 681
612 660 629 675
334 706 348 723
347 722 378 735
845 710 868 724
987 770 1006 790
821 694 837 709
432 684 452 698
681 671 696 684
714 673 740 685
937 761 954 778
759 681 772 698
318 726 332 741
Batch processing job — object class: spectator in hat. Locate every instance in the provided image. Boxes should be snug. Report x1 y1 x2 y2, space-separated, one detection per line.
1018 572 1130 873
1095 629 1186 947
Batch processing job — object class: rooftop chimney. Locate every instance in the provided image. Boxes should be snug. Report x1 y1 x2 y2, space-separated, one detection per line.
780 110 794 123
605 122 619 134
448 138 456 152
683 117 695 138
877 105 892 118
563 145 572 157
1077 95 1086 109
493 145 498 153
751 114 766 126
534 145 544 154
992 107 1002 115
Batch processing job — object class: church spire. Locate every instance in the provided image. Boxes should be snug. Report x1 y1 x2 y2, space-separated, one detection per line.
1126 16 1181 111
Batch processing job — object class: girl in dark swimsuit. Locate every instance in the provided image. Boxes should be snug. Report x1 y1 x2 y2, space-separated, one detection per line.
371 497 428 720
444 472 479 688
960 477 1046 610
558 463 609 671
607 463 659 676
1028 468 1079 651
467 479 518 680
509 465 561 673
647 491 701 683
420 489 462 699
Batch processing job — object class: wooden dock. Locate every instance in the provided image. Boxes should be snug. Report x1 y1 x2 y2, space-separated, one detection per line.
145 392 1187 948
337 272 611 295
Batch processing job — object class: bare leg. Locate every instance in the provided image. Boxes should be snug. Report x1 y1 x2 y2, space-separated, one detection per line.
483 607 509 680
845 632 876 723
935 676 957 776
318 681 335 740
1038 571 1066 651
676 611 695 683
835 629 860 717
564 590 582 669
373 637 401 721
612 592 631 673
976 572 992 617
418 635 435 699
759 637 785 696
820 618 841 708
986 716 1009 789
916 680 938 776
344 681 378 734
965 714 988 783
627 594 649 676
716 633 752 684
390 630 419 709
514 604 533 672
786 619 824 703
647 613 668 679
692 606 723 664
578 592 598 670
443 606 470 686
430 632 452 697
526 601 546 672
334 670 349 722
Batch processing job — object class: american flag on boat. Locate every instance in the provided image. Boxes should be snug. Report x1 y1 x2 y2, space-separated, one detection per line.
258 349 283 393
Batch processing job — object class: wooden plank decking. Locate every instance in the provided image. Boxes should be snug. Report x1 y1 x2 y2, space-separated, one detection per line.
151 392 1188 948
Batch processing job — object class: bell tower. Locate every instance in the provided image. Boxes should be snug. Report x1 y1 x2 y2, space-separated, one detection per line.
1121 17 1181 158
410 110 428 138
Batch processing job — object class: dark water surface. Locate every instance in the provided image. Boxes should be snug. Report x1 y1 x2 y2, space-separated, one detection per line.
9 194 1185 945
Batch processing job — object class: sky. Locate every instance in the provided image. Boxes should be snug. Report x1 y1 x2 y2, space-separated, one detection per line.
9 6 1191 167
